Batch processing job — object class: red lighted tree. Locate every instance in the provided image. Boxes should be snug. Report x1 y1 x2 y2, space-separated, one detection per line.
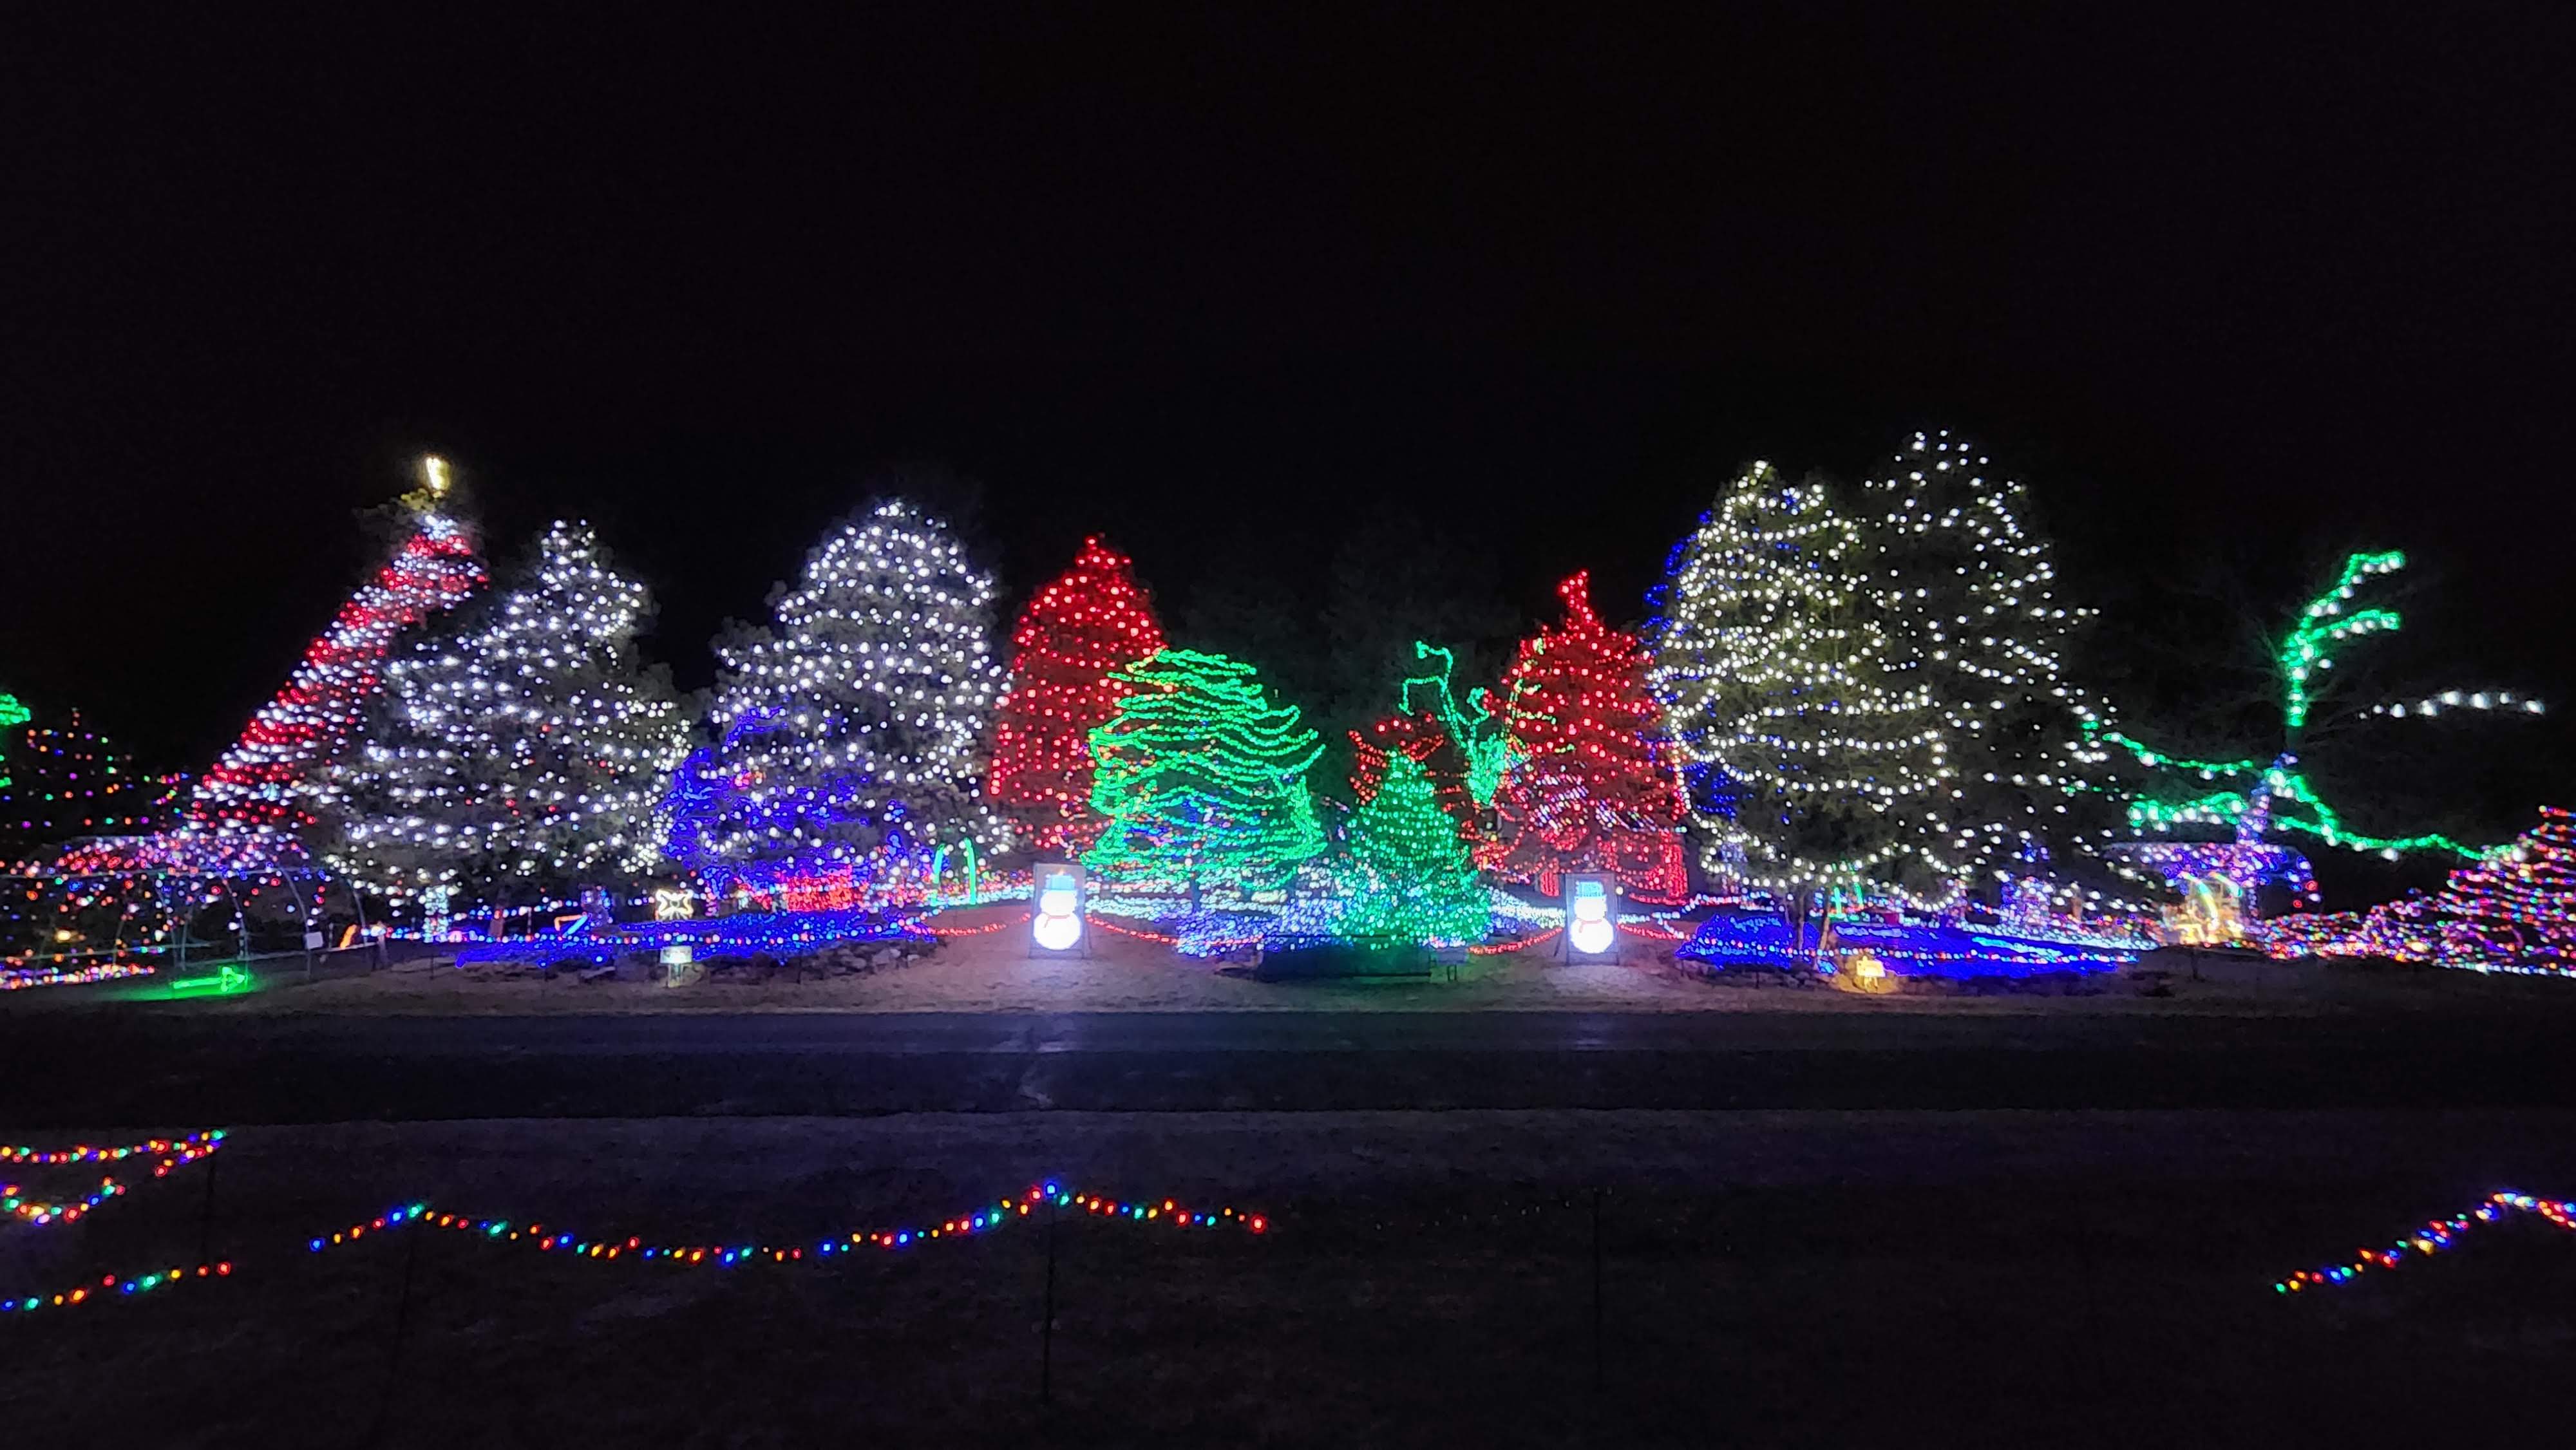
1493 572 1688 901
987 537 1168 851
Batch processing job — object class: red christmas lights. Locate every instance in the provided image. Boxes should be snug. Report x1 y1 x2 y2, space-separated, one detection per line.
1493 572 1688 902
987 537 1167 852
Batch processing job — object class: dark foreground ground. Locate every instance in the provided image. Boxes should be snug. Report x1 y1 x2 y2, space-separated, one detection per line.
5 1111 2575 1445
6 1000 2575 1443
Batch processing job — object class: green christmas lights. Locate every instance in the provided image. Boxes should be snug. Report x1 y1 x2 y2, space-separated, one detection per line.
1396 643 1518 808
0 693 28 794
1083 648 1326 899
2102 550 2545 863
1334 753 1489 944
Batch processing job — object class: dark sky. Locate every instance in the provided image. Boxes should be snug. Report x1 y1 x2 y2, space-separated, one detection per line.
6 8 2571 863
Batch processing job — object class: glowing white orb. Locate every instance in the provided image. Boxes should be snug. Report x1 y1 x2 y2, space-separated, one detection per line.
1568 916 1616 956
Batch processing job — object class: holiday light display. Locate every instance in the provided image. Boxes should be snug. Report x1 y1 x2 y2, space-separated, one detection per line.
987 537 1167 852
2273 1191 2574 1294
1349 642 1511 865
2099 550 2544 885
667 500 1012 900
328 521 689 907
2263 806 2576 972
1676 912 2143 978
308 1182 1266 1268
0 708 184 850
1652 439 2139 909
1493 573 1687 902
451 903 926 969
180 458 486 863
1334 753 1490 945
1083 648 1326 900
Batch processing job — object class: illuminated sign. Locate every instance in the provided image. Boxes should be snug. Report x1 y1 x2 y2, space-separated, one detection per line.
1564 874 1616 957
1033 862 1086 952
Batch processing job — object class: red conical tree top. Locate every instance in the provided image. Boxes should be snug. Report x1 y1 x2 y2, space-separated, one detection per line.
989 536 1168 851
1494 571 1688 901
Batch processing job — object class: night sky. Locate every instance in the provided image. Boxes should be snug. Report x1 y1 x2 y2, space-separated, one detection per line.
6 10 2571 895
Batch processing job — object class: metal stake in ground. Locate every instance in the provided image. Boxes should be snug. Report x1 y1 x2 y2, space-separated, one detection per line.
1041 1192 1059 1407
364 1223 424 1448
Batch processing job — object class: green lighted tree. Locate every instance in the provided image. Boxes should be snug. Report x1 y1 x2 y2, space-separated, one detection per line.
0 693 28 792
1083 648 1327 901
2099 550 2546 861
1336 751 1490 944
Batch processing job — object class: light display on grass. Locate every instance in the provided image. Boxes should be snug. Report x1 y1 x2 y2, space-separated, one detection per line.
987 537 1167 852
1653 442 2143 910
666 500 1011 901
0 1261 232 1315
3 1132 222 1227
2274 1191 2574 1294
2096 549 2547 910
0 708 184 851
2263 805 2576 973
1675 912 2145 979
1562 874 1616 956
1334 753 1490 945
328 522 690 907
180 458 487 864
1083 648 1325 903
1031 862 1087 952
1494 573 1687 903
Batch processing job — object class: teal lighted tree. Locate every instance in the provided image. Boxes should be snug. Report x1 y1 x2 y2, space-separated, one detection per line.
1083 648 1327 901
2100 550 2546 862
1336 751 1490 945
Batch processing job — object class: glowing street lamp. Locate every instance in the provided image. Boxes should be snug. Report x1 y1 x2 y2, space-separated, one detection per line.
1032 862 1086 954
1563 873 1617 958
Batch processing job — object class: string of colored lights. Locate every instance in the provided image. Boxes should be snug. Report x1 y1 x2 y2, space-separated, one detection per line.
1 961 158 992
3 1130 225 1167
0 1262 232 1315
1493 572 1689 903
307 1183 1267 1268
451 907 929 968
2260 805 2576 973
2273 1191 2574 1294
927 910 1030 938
3 1132 220 1227
327 520 690 907
1083 648 1326 898
987 537 1167 853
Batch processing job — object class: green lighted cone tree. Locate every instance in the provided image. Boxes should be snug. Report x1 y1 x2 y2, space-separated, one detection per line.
1083 648 1327 902
2098 549 2547 862
1336 751 1490 944
0 692 28 792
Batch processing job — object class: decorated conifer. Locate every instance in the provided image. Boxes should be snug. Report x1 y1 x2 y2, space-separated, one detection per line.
1649 462 1947 901
668 500 1011 895
988 536 1166 852
1494 572 1687 901
0 707 183 854
328 521 690 903
1083 648 1325 899
1336 751 1488 944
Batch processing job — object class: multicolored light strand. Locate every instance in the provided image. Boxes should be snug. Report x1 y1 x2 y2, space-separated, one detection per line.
307 1183 1267 1268
2 1131 222 1226
2273 1191 2574 1294
0 1262 232 1315
2 1129 226 1168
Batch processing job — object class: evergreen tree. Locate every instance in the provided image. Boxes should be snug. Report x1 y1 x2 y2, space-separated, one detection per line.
987 536 1166 852
1336 752 1489 943
328 521 689 903
1083 648 1326 899
0 707 184 854
1494 572 1688 901
1855 431 2140 898
670 500 1011 892
1649 462 1948 901
0 692 27 792
2355 805 2576 972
